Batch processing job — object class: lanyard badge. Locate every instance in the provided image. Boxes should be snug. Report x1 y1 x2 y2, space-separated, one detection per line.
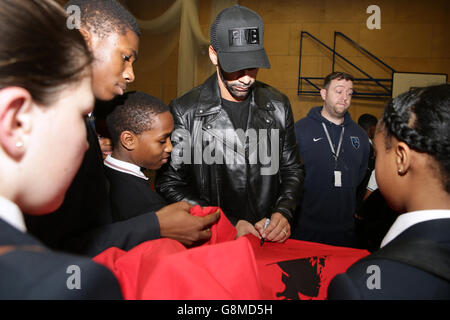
334 170 342 187
322 123 344 188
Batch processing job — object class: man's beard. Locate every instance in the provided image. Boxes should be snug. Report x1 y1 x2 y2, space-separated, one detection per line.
218 68 254 101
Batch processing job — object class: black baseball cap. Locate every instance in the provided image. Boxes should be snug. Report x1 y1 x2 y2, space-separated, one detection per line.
210 5 271 73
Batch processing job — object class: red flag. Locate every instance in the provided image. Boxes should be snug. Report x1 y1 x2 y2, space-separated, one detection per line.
93 207 369 300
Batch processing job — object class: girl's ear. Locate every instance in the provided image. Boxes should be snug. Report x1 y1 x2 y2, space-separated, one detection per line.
395 141 411 175
0 87 33 160
120 130 137 151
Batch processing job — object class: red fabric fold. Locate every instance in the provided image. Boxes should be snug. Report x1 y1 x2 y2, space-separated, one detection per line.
188 205 237 244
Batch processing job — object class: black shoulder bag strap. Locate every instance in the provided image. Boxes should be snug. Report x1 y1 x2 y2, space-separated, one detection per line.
361 239 450 282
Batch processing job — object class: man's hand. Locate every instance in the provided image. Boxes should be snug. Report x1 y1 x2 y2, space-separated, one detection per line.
254 212 290 243
156 202 220 247
235 219 260 239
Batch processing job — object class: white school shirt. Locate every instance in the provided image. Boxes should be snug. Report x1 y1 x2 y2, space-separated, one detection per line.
0 195 26 233
103 154 149 180
380 209 450 248
366 169 378 192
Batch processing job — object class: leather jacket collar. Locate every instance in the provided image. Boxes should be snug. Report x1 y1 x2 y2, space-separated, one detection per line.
194 74 275 118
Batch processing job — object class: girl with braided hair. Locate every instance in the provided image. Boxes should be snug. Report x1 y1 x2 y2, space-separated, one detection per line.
328 84 450 299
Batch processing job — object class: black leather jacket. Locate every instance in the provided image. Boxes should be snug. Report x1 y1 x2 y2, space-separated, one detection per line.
156 74 304 226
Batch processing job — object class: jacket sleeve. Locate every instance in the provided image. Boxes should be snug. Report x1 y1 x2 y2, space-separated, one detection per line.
1 250 123 299
272 97 305 225
155 100 204 205
61 211 161 257
327 273 363 300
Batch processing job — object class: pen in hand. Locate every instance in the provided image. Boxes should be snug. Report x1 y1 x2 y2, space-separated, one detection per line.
260 218 271 247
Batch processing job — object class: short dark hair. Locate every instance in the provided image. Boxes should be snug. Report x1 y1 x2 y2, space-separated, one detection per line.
380 84 450 193
65 0 141 38
105 91 170 147
0 0 92 105
323 72 354 89
358 114 378 131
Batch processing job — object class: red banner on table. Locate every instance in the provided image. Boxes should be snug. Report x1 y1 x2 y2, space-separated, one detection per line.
93 206 369 300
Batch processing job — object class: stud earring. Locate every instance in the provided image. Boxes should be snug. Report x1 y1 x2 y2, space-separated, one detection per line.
15 141 23 148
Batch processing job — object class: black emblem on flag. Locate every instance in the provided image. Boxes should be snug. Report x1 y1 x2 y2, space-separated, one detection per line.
273 256 326 300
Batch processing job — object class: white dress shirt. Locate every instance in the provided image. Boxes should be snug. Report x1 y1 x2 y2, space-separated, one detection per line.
104 154 149 180
0 195 26 233
380 209 450 248
366 169 378 192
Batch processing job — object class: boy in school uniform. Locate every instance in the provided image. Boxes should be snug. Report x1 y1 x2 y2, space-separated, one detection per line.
103 92 173 222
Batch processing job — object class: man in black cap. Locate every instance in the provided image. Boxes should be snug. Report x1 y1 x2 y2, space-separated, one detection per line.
156 5 304 243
